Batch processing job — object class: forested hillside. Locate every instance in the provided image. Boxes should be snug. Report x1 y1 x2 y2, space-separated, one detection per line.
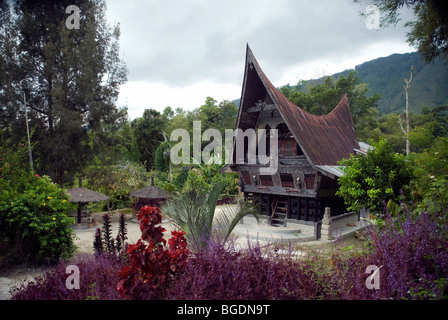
308 52 448 114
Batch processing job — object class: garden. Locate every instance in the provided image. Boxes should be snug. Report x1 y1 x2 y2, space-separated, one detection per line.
1 138 448 300
7 201 448 300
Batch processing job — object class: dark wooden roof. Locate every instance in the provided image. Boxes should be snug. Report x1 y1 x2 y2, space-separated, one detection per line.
234 45 360 167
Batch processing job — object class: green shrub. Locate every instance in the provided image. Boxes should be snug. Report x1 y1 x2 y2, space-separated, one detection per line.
173 165 189 190
0 143 76 265
182 168 209 193
411 137 448 212
336 138 412 216
180 161 239 195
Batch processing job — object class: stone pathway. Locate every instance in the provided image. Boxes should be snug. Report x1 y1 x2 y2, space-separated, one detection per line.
233 215 370 246
0 278 14 300
0 271 41 300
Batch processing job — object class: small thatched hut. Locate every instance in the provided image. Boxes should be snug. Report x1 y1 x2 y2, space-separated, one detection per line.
66 187 109 224
130 186 170 210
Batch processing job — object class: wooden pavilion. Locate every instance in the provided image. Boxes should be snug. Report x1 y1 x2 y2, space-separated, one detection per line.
224 45 370 226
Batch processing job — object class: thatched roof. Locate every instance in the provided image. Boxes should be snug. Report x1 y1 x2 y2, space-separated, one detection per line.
66 187 109 203
129 186 170 199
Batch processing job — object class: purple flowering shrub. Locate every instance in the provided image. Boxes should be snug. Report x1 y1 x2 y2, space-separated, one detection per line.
165 242 340 300
11 253 124 300
335 208 448 299
11 205 448 300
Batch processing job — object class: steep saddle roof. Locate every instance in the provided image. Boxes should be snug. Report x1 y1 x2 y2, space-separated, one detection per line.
232 45 366 176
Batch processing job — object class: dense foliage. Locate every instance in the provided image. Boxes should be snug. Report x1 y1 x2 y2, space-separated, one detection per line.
154 141 171 174
334 205 448 299
11 253 124 300
336 138 412 215
411 137 448 211
0 0 128 185
181 160 239 195
0 143 76 265
131 109 166 171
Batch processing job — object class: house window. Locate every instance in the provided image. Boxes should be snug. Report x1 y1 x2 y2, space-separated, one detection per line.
259 175 274 186
305 174 315 189
280 140 296 156
280 174 294 188
280 139 305 156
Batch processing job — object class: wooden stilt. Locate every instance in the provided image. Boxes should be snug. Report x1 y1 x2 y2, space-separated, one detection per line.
305 198 309 221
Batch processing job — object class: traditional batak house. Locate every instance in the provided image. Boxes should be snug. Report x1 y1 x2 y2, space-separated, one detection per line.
225 45 370 227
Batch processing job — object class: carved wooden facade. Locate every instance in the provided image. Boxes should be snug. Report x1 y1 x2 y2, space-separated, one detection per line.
225 46 370 225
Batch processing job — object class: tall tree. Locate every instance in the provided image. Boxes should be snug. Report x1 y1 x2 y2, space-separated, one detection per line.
197 97 238 133
0 1 24 135
132 108 165 170
0 0 128 185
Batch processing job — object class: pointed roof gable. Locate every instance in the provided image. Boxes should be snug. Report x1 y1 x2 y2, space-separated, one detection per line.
234 45 360 168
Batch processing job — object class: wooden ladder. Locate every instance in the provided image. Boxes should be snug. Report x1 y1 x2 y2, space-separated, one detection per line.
270 197 287 226
270 197 278 225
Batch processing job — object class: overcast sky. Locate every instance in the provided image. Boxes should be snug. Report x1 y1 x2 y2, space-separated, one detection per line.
105 0 415 119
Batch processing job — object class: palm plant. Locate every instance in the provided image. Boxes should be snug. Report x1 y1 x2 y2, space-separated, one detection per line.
161 180 259 251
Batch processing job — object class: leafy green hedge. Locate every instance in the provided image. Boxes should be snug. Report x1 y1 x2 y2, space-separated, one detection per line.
0 142 76 265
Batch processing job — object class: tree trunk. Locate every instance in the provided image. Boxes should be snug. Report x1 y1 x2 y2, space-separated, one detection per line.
405 83 410 155
399 65 414 155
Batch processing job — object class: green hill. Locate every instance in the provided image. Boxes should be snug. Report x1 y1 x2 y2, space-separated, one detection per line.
325 52 448 114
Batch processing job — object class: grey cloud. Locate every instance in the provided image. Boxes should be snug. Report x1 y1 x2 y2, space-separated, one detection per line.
107 0 413 87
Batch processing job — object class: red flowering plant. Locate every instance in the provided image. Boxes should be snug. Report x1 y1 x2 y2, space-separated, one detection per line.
117 205 189 299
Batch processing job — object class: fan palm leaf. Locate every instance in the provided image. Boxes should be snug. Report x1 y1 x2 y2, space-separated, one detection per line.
161 181 259 251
